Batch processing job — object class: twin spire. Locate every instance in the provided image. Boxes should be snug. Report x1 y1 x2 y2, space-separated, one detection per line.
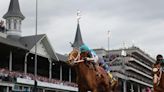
72 11 84 48
3 0 25 19
3 0 25 39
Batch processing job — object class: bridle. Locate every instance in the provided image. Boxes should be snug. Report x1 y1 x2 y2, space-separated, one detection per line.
153 64 162 86
68 49 84 65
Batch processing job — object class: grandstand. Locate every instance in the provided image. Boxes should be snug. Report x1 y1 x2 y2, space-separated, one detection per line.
94 47 155 92
0 0 77 92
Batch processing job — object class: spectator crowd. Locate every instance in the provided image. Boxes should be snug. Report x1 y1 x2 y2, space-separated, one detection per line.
0 68 77 87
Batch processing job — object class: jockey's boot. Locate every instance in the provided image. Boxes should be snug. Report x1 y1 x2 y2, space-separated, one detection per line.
108 71 113 79
107 71 117 86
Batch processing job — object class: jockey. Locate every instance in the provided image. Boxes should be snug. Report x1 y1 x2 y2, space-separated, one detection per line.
156 54 164 70
80 44 98 62
99 56 116 85
99 56 111 73
80 44 99 71
80 44 117 86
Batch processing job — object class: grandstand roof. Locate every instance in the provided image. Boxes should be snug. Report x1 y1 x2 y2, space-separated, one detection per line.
0 34 66 61
0 36 27 50
20 34 45 50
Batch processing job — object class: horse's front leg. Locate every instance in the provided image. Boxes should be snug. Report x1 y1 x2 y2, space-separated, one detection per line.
104 85 111 92
92 90 98 92
79 87 88 92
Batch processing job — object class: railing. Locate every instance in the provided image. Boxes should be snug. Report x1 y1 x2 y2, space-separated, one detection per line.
126 71 152 85
131 54 152 67
125 63 152 76
0 68 78 87
111 70 152 85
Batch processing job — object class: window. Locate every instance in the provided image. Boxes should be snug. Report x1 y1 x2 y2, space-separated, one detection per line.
14 19 17 29
19 20 21 30
8 20 11 29
19 20 21 24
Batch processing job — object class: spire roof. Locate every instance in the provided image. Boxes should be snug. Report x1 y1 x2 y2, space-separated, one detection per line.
3 0 25 19
72 23 84 48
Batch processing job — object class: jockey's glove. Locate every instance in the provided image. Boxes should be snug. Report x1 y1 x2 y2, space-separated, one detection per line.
83 57 87 61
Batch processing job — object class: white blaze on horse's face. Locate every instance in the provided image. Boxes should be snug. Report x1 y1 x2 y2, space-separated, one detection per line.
68 54 74 65
67 49 79 65
153 68 158 72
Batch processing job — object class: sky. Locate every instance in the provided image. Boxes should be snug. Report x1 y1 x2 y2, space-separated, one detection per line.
0 0 164 58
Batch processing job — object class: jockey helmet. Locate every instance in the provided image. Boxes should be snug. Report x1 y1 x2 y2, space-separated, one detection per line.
156 54 164 63
80 44 90 53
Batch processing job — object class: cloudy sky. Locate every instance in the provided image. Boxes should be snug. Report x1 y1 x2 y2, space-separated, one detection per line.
0 0 164 58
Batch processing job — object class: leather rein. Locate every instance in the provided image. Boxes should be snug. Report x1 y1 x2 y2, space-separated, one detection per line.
69 50 93 64
69 50 84 64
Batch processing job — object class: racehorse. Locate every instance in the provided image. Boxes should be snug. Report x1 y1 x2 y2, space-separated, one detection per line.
67 49 116 92
152 63 164 92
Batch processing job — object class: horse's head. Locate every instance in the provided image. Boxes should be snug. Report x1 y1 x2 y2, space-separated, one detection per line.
152 63 161 85
67 49 80 66
152 63 161 75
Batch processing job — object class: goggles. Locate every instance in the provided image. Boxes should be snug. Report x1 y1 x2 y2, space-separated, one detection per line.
161 59 164 63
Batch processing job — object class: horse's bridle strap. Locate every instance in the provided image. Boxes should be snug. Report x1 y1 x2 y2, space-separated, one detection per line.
73 58 94 64
154 68 162 86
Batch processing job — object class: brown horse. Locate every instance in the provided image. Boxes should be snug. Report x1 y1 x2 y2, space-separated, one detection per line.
152 63 164 92
68 49 114 92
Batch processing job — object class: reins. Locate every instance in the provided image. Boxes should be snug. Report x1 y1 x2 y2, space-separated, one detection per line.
69 50 94 64
69 50 84 64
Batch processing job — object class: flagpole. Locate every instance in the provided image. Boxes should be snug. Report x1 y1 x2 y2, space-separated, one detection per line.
34 0 38 91
107 30 110 51
34 0 38 78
